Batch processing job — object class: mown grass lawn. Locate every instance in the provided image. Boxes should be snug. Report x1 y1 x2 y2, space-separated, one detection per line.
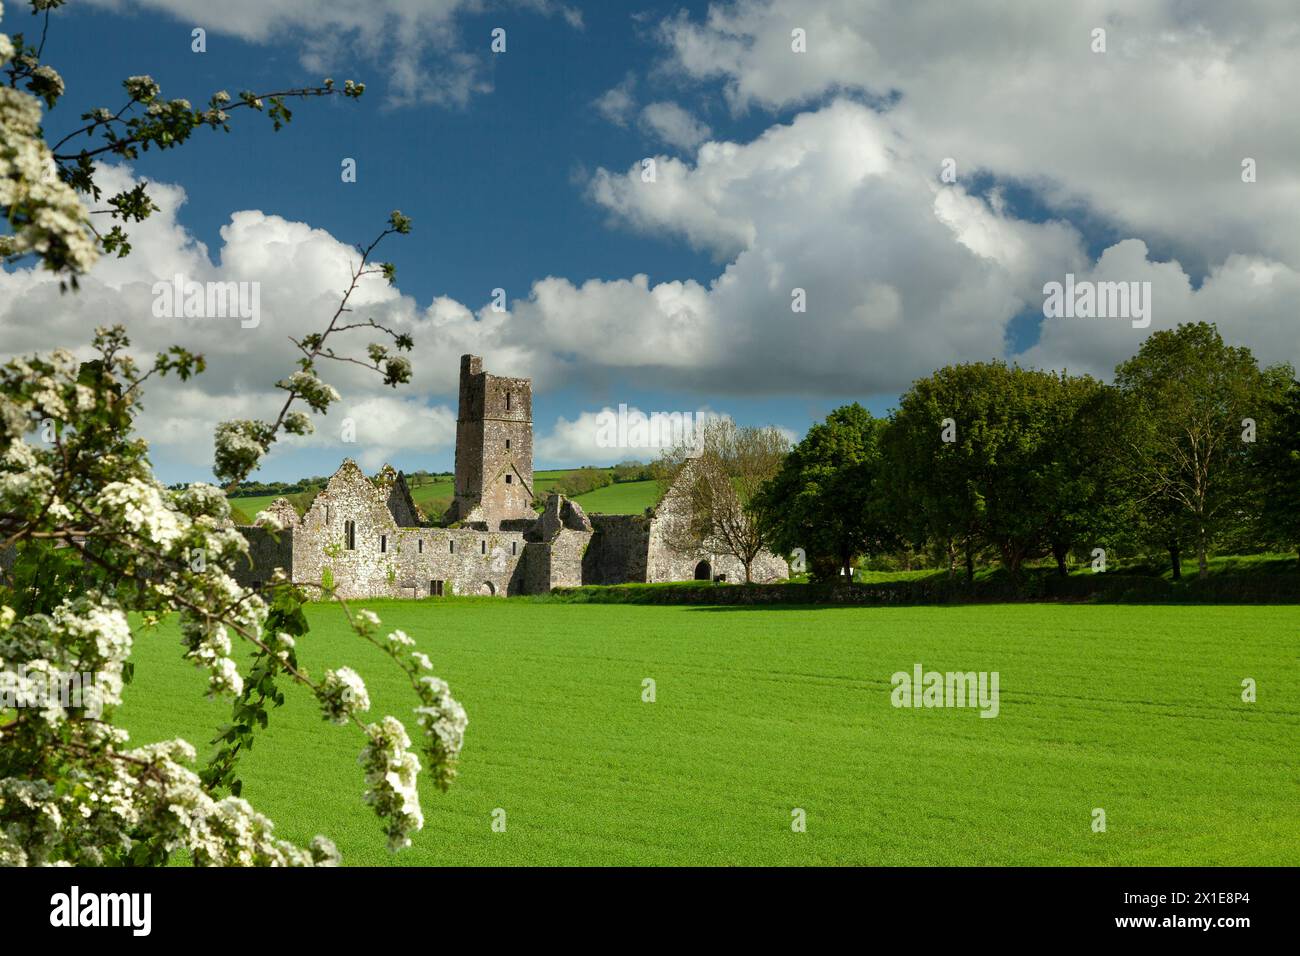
117 600 1299 866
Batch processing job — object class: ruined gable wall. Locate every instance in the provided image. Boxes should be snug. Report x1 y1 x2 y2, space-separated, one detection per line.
583 514 652 584
545 528 592 589
644 466 789 584
643 470 703 582
294 460 402 599
379 468 422 527
230 526 293 588
522 540 552 594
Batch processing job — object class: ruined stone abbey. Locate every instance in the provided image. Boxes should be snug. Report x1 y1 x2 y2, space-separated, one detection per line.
235 355 788 597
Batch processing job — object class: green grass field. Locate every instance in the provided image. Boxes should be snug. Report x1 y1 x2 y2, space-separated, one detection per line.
117 600 1299 866
561 479 657 514
225 492 286 518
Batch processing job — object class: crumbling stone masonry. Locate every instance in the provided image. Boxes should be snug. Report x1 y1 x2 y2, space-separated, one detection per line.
232 355 788 597
445 353 534 528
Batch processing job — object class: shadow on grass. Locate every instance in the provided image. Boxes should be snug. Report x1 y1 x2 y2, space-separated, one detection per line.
676 600 1300 612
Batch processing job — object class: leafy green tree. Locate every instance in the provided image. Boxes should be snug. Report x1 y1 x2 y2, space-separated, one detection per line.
880 367 986 581
1256 379 1300 564
1123 483 1196 578
882 361 1077 580
1112 322 1289 578
551 467 613 497
755 404 893 581
612 460 652 482
1037 374 1117 575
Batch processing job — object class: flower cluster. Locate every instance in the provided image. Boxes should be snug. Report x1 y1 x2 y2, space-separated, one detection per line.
1 591 336 866
318 666 371 725
252 508 284 530
212 418 275 485
358 716 423 851
383 355 412 387
282 410 313 436
172 482 232 522
123 74 160 103
0 67 99 272
99 478 186 549
179 618 244 697
413 676 468 792
0 330 460 864
278 370 340 413
1 597 131 727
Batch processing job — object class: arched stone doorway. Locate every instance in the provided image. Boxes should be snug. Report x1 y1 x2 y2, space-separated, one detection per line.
479 581 496 596
694 560 712 581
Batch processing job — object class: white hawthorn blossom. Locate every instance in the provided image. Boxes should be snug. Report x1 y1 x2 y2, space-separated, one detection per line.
0 5 98 273
213 419 274 484
358 716 423 851
99 478 186 549
278 370 341 414
319 666 371 725
253 508 285 530
2 341 458 864
123 74 160 102
282 410 313 435
2 5 454 863
271 631 295 663
415 676 468 767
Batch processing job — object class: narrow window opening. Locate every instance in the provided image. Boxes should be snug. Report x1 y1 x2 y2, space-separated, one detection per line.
481 540 486 555
380 534 387 553
512 541 517 556
344 520 356 551
418 539 423 554
505 473 512 484
505 439 511 449
450 540 455 554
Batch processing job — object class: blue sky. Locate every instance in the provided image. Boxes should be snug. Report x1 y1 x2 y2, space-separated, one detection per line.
44 1 879 483
4 0 1297 486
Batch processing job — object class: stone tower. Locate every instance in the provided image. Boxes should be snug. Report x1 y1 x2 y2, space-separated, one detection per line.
448 354 534 528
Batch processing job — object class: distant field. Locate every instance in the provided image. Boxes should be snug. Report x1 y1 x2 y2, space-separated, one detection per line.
406 478 455 518
229 469 659 520
118 600 1299 866
226 493 284 519
566 479 658 514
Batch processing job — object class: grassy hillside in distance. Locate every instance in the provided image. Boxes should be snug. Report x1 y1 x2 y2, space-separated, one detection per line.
228 469 661 520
